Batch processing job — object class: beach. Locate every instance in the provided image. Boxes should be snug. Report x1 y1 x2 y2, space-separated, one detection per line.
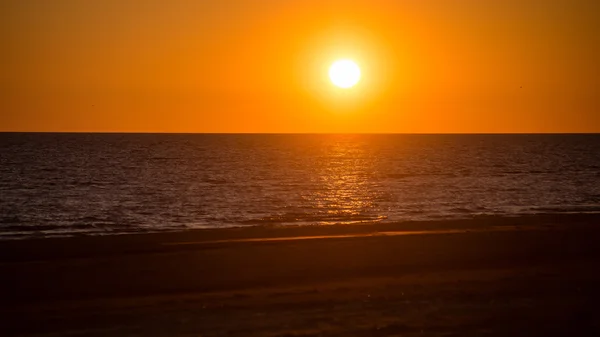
2 214 600 336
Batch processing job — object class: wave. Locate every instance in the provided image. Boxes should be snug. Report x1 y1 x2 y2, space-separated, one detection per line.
385 172 458 180
0 216 22 224
526 205 600 214
239 213 387 225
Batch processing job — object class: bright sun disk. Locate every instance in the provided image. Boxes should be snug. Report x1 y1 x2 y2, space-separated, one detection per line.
329 59 361 88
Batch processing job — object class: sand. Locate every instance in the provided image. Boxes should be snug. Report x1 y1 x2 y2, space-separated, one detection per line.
1 214 600 336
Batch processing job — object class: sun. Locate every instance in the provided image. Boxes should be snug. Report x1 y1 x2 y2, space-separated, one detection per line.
329 59 361 88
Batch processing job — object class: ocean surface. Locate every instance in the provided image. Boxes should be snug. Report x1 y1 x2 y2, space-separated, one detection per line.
1 133 599 239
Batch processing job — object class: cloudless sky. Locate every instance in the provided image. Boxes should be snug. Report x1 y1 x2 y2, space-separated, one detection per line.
1 0 598 133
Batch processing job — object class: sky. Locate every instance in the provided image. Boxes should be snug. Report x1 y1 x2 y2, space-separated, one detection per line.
1 0 598 133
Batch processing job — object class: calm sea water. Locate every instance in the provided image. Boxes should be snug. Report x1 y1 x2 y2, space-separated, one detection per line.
1 133 599 239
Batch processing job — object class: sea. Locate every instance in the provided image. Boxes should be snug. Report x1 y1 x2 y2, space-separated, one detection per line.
1 133 599 239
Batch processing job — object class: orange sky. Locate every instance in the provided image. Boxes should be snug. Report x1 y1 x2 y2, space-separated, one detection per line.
1 0 599 133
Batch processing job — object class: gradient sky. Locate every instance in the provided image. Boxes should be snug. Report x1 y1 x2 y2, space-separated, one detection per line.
1 0 598 133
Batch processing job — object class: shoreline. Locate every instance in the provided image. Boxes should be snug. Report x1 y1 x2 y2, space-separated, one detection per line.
0 213 597 264
1 211 599 243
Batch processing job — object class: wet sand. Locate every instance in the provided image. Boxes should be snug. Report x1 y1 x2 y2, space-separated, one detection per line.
1 214 600 336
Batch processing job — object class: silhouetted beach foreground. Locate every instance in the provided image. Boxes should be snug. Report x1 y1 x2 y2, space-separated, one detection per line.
2 214 600 336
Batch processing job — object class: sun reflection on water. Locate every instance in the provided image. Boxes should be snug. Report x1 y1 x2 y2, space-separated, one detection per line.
299 135 387 225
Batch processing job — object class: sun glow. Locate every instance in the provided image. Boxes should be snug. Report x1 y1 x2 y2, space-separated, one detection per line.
329 60 361 88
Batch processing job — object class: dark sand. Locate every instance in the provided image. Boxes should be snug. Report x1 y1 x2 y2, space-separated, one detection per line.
2 214 600 336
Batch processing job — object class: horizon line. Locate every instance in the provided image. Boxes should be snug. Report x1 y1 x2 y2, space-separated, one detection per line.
1 131 599 135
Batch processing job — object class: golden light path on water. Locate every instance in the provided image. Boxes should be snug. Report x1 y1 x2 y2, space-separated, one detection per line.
298 136 387 225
